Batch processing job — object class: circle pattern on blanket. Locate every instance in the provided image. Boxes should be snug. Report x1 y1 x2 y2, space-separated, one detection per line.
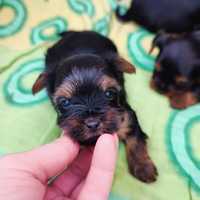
67 0 95 17
108 0 117 10
0 0 27 37
166 104 200 192
109 193 128 200
128 29 155 72
30 16 68 45
93 15 110 36
4 58 48 106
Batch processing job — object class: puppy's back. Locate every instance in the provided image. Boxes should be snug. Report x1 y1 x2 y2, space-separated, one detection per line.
116 0 200 33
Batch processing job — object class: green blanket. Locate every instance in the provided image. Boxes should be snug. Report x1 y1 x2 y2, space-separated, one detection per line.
1 0 200 199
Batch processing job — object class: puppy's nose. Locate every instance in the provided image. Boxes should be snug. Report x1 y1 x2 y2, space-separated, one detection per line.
85 119 100 130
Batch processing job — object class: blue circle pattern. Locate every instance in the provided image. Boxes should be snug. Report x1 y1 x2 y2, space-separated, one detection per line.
31 17 68 45
4 58 48 106
0 0 27 37
166 104 200 192
128 29 155 72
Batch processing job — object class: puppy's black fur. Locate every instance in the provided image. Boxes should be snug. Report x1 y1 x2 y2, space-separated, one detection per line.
151 31 200 109
32 31 157 183
116 0 200 33
44 31 118 95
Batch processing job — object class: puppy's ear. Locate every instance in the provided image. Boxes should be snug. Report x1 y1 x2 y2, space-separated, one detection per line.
191 30 200 43
103 54 136 73
149 32 172 54
115 57 136 73
32 72 47 95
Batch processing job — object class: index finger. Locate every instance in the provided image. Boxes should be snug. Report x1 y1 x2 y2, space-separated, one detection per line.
77 134 118 200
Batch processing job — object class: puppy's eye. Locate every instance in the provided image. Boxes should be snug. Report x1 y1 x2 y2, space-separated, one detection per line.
57 97 71 109
104 88 117 100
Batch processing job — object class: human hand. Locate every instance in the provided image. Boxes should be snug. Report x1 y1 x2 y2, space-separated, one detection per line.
0 134 118 200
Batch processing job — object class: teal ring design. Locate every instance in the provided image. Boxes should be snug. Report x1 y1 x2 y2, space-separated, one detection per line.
0 0 27 37
4 58 48 106
108 0 128 13
186 117 200 168
108 0 117 10
109 193 129 200
67 0 95 17
93 15 110 36
166 104 200 192
128 29 155 72
31 16 68 45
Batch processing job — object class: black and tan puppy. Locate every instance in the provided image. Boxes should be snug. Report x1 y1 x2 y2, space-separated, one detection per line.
116 0 200 33
32 31 157 183
150 31 200 109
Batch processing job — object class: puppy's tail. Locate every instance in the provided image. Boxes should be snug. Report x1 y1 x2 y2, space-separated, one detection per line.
115 6 133 22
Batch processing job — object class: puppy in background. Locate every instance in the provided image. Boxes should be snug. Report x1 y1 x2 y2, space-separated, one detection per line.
32 31 157 183
150 31 200 109
116 0 200 33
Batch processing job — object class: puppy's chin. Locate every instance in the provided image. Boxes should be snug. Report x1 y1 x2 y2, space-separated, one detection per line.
167 92 198 109
78 136 99 146
151 79 198 109
61 126 117 146
78 134 114 146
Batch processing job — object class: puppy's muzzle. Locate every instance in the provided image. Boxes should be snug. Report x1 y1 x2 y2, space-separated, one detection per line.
85 118 100 131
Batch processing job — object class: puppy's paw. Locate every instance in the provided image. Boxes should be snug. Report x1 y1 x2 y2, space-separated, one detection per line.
128 160 158 183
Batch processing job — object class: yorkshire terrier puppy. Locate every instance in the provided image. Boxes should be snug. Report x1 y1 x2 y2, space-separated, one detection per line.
32 31 157 183
116 0 200 33
150 31 200 109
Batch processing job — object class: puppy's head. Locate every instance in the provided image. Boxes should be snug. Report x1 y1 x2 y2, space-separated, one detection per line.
32 54 135 145
150 31 200 109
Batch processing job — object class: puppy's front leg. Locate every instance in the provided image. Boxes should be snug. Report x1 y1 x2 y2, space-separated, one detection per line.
119 109 158 183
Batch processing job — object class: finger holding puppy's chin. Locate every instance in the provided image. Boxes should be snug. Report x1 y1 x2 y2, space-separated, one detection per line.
62 129 118 148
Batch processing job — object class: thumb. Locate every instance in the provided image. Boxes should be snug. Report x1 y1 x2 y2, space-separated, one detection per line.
1 136 79 183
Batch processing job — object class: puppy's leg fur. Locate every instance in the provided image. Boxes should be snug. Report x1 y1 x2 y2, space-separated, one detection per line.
118 108 158 183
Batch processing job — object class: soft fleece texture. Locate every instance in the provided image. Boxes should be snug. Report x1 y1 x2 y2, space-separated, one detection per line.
0 0 200 199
